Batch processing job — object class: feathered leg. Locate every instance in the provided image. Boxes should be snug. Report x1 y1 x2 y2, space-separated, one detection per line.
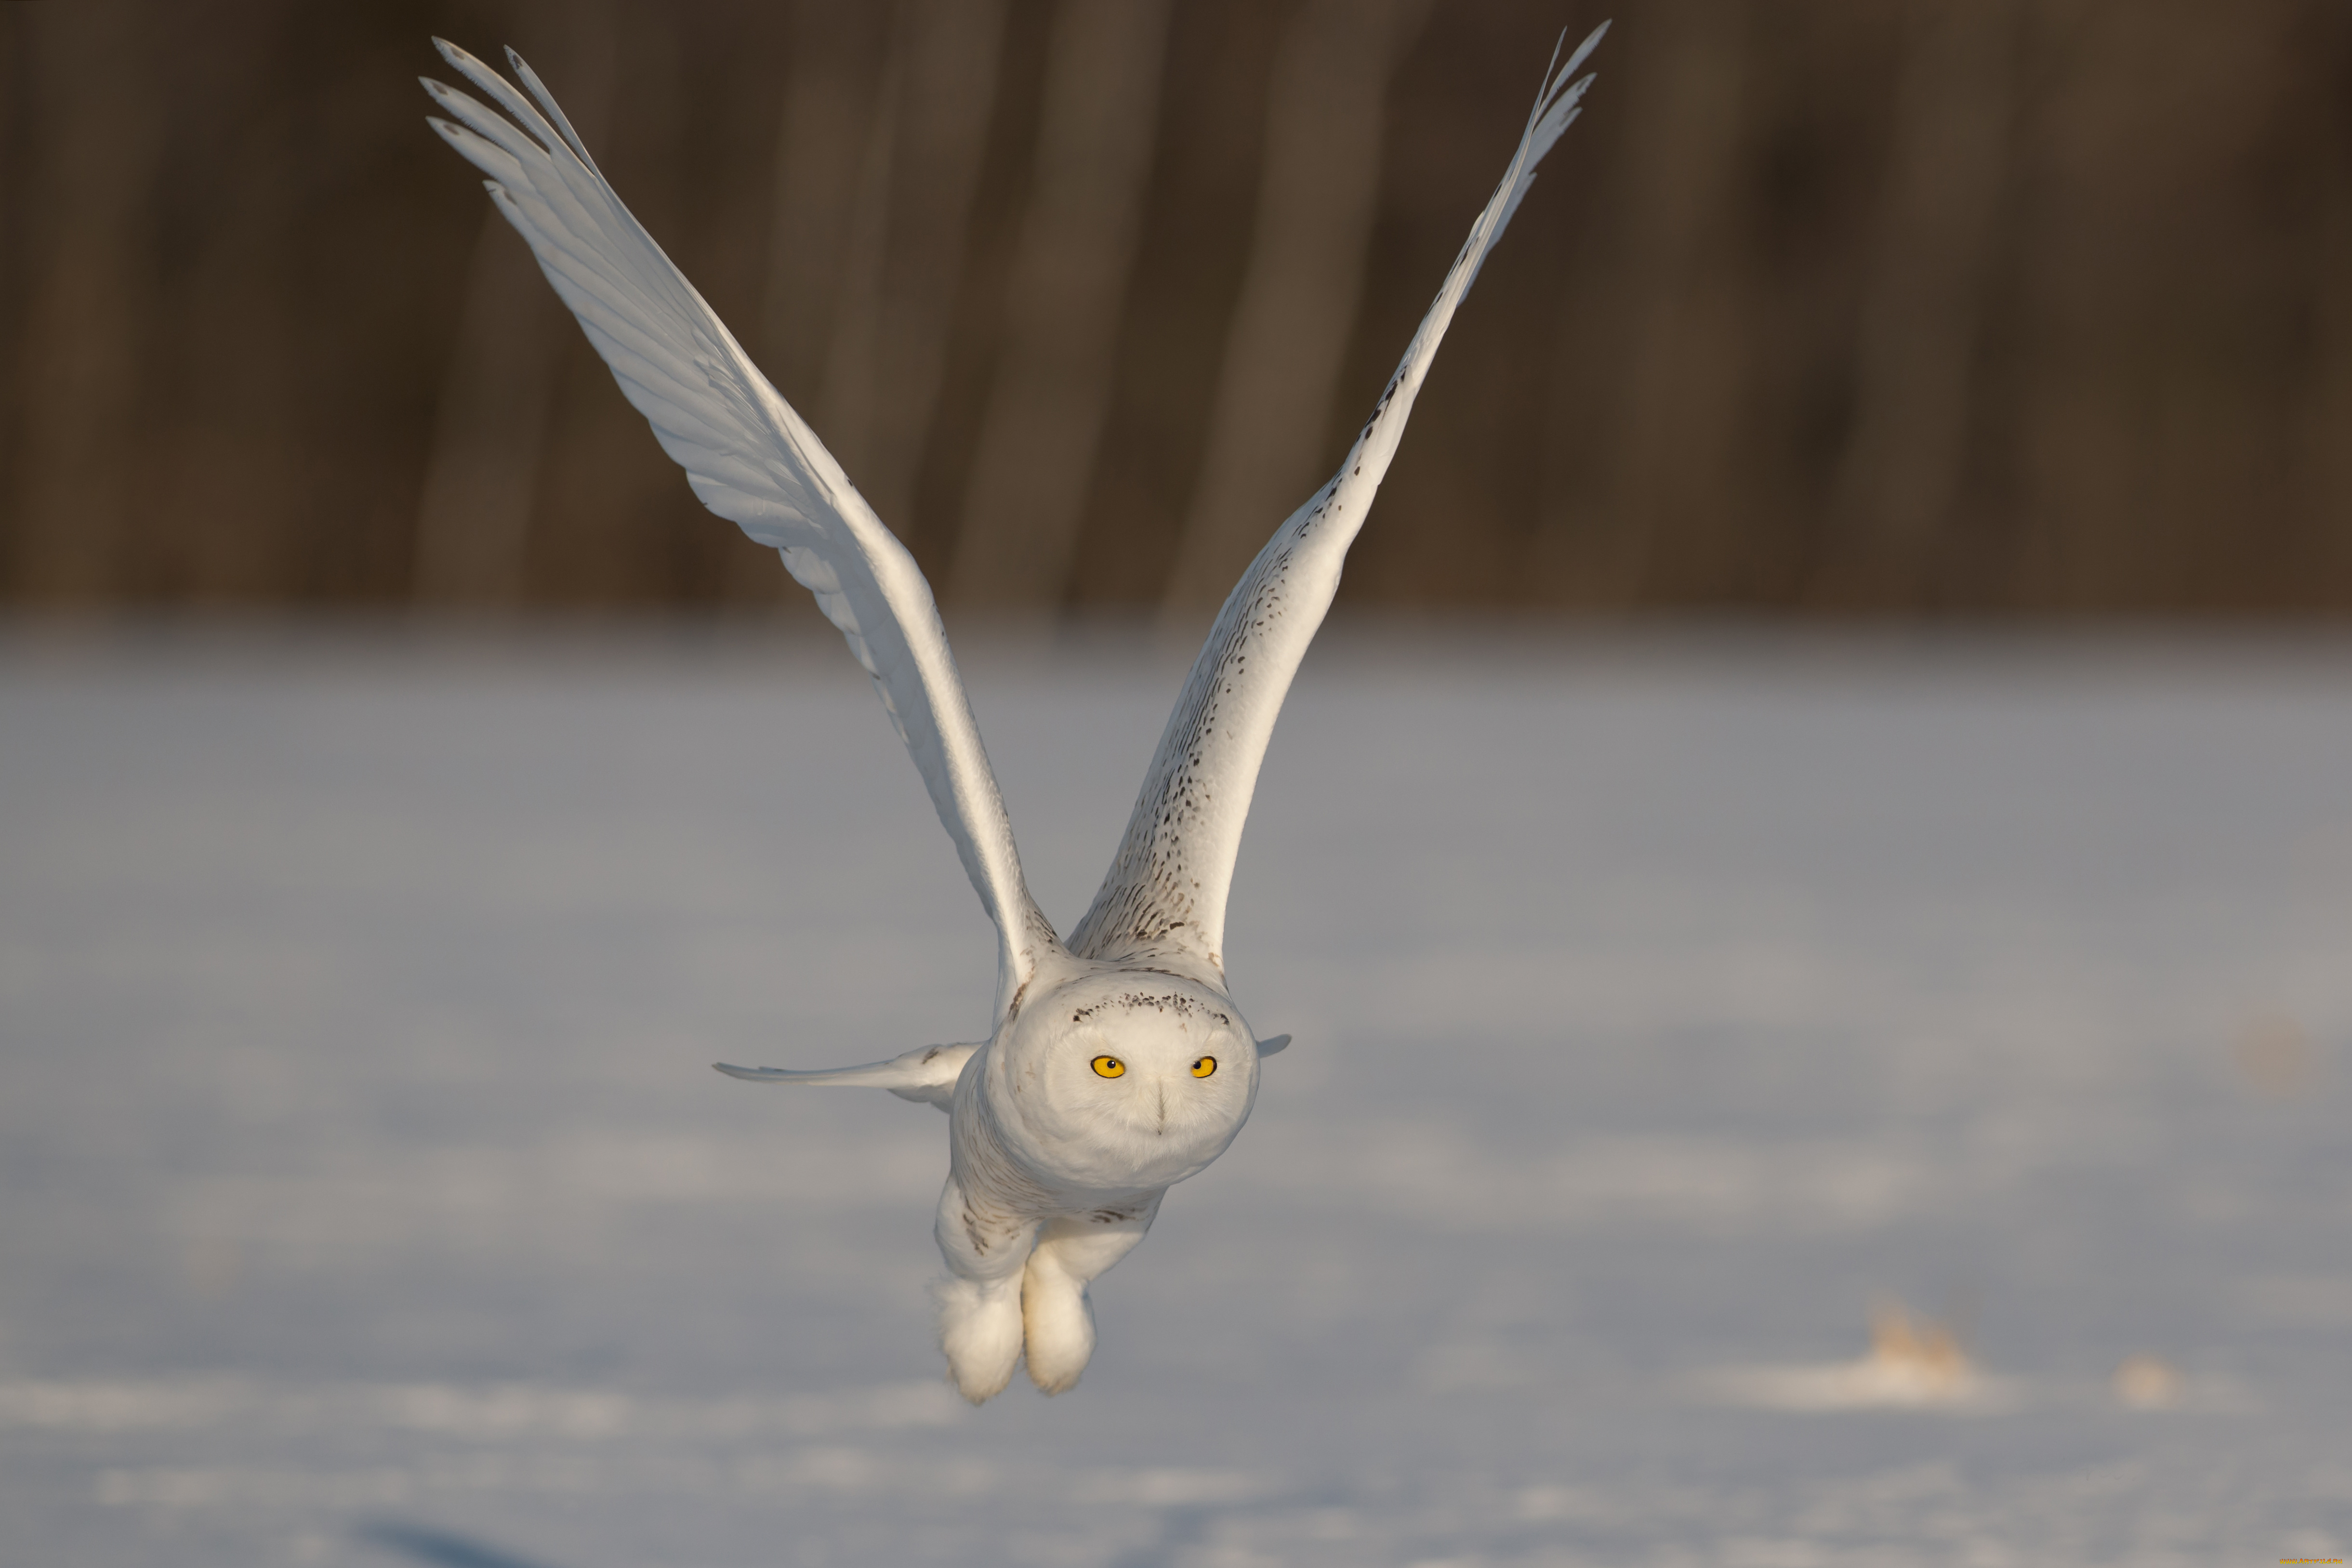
1020 1193 1163 1394
932 1174 1035 1403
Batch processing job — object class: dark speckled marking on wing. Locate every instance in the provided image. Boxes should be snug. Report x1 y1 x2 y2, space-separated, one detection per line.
1068 532 1307 973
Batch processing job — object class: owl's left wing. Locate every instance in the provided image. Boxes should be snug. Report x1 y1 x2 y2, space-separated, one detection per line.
422 41 1060 1022
1069 25 1606 977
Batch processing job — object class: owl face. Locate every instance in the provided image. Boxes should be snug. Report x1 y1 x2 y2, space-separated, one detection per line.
989 971 1260 1191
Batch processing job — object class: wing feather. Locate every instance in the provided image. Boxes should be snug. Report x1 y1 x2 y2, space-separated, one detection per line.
1069 25 1607 975
714 1041 981 1111
424 41 1060 1018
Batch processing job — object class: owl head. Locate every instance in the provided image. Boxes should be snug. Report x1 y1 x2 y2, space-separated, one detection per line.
989 969 1261 1190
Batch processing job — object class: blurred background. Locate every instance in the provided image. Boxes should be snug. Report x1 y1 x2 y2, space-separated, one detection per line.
6 0 2350 619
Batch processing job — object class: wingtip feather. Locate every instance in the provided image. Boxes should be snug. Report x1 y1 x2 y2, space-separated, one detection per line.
432 36 485 75
503 43 603 177
1560 19 1610 84
420 113 484 161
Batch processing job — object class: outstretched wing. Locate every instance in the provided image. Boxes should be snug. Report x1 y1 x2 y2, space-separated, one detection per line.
714 1041 981 1110
1069 25 1608 975
422 41 1059 1021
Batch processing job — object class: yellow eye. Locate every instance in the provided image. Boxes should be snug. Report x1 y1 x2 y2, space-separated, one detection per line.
1090 1055 1125 1079
1190 1056 1217 1078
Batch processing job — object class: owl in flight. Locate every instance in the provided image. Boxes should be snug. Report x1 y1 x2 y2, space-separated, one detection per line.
424 23 1604 1402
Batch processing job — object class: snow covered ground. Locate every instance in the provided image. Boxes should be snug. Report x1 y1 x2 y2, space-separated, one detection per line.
2 621 2346 1568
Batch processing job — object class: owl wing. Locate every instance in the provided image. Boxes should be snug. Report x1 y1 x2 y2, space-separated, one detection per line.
714 1041 982 1110
422 40 1060 1023
1067 25 1606 978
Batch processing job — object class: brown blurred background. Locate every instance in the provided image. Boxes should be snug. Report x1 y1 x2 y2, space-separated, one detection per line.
2 0 2349 618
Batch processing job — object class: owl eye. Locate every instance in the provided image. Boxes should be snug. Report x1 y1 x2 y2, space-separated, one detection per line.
1190 1056 1217 1078
1090 1055 1125 1079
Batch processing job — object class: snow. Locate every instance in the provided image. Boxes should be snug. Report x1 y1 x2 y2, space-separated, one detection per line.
1 621 2347 1567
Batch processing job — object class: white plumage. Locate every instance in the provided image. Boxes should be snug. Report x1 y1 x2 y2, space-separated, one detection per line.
423 21 1604 1403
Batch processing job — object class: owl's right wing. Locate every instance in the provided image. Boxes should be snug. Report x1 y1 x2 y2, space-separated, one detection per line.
422 41 1060 1022
714 1041 982 1111
1068 25 1606 978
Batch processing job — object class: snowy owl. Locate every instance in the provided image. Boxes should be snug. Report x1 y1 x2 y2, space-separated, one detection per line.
423 22 1605 1403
